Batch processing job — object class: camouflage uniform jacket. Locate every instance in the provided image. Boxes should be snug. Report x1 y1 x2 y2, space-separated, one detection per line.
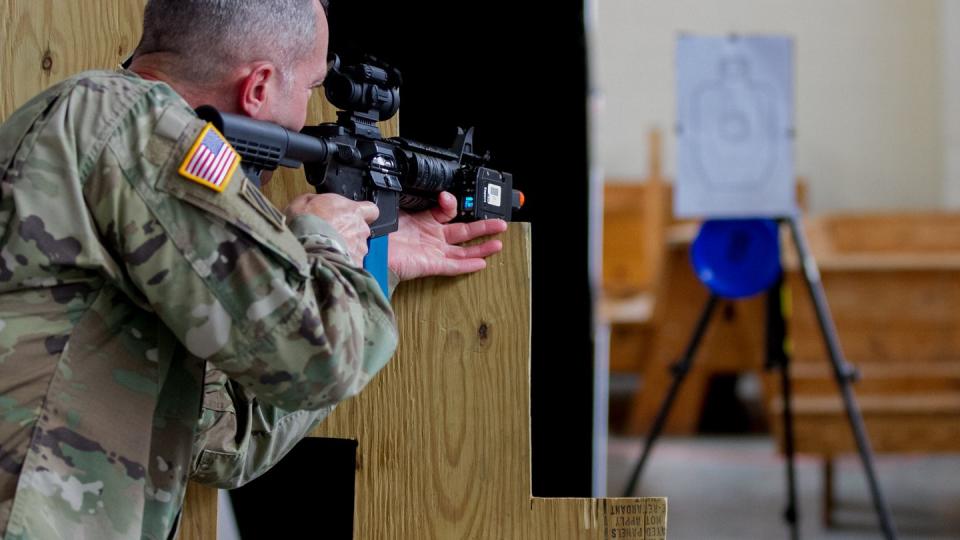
190 365 334 490
0 70 398 539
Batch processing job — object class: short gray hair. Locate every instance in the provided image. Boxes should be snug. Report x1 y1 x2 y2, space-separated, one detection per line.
135 0 320 84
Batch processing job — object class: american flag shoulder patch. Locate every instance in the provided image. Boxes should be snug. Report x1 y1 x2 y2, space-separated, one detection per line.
178 123 240 192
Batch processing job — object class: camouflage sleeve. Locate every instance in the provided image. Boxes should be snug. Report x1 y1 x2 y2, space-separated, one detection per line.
84 84 398 411
388 269 401 298
189 367 330 488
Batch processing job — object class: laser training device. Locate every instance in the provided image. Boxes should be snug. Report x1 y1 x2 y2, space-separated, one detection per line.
196 54 524 295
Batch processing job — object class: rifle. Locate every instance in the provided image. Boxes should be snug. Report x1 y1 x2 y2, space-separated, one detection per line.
196 54 522 295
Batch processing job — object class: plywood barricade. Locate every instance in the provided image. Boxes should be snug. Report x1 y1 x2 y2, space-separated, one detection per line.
311 224 666 539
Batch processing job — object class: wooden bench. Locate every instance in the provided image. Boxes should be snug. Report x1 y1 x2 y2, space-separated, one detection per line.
601 177 668 375
769 212 960 525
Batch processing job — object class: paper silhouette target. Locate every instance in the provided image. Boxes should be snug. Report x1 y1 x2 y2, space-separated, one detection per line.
676 35 796 218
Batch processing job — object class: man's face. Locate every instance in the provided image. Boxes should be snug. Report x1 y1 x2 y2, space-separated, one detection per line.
261 1 329 131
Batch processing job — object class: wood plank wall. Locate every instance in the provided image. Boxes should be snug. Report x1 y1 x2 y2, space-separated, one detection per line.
1 1 146 118
313 225 666 539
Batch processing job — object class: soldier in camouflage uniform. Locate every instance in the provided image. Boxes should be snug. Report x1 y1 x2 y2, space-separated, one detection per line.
0 0 507 538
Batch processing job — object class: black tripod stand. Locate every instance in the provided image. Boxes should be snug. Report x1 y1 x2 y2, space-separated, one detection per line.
620 215 898 540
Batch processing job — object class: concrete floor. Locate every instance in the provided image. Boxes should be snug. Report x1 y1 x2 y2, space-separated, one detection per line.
607 436 960 540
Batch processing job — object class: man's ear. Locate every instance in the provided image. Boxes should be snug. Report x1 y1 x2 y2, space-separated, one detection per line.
238 63 276 118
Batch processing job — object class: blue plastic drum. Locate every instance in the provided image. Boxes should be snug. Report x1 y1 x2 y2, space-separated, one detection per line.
690 219 782 299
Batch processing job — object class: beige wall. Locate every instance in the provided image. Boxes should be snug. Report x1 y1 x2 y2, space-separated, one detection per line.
596 0 946 213
945 0 960 208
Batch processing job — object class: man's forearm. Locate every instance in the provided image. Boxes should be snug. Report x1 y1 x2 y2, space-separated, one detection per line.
190 368 334 489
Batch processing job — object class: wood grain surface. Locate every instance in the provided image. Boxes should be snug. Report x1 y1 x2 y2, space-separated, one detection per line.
1 0 145 118
178 482 218 540
313 225 667 539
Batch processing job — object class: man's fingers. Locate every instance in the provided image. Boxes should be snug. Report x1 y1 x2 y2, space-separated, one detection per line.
445 239 503 260
444 219 508 245
358 201 380 224
436 258 487 276
429 191 458 225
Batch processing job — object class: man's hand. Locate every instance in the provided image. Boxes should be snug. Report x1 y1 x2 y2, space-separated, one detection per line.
389 191 508 281
285 193 379 265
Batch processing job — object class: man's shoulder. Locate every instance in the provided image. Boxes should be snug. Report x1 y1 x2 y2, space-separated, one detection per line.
64 69 175 96
62 69 191 124
30 69 180 109
1 69 191 151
